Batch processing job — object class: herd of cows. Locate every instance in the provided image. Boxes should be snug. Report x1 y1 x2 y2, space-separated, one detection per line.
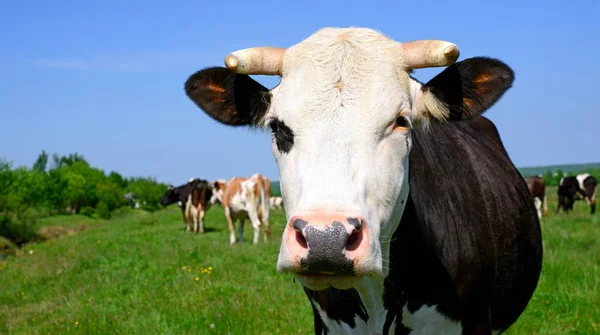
525 173 597 219
158 172 598 247
152 27 596 334
159 173 283 244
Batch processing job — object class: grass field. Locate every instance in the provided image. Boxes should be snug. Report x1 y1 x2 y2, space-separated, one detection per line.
1 187 598 334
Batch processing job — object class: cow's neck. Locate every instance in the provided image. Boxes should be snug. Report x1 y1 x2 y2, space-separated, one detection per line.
303 239 395 334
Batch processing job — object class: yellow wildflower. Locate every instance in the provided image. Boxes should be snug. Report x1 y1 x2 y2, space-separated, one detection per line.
195 277 199 281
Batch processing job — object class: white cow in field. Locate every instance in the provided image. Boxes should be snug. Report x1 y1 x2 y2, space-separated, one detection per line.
269 196 284 209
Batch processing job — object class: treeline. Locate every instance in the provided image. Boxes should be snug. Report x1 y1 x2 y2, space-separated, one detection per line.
0 151 168 220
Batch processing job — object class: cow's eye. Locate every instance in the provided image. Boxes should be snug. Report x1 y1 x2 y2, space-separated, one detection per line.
395 116 409 128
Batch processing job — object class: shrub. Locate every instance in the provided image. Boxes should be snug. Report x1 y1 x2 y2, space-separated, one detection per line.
0 214 38 247
80 207 95 218
126 178 168 212
0 236 17 258
96 202 111 220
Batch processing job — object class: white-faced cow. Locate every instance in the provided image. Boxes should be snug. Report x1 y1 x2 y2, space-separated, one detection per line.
557 173 597 214
184 27 543 334
214 174 272 244
524 175 547 220
160 178 213 233
209 178 228 206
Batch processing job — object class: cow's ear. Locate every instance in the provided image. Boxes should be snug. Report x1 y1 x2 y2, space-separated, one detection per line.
184 67 270 127
412 57 514 123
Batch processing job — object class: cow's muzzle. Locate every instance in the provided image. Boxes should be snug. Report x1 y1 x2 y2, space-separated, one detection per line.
278 213 371 289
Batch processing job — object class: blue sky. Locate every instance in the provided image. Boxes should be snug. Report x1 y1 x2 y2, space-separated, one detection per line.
1 1 598 185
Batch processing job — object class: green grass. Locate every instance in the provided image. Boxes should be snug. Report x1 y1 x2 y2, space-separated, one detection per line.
1 188 598 334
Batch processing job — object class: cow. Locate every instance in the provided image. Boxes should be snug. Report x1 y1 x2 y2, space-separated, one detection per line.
160 178 213 233
524 175 547 220
209 178 229 206
557 173 597 214
270 196 284 209
183 27 543 334
216 174 271 244
124 192 137 208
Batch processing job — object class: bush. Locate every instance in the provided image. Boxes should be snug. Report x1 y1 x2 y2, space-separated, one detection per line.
80 207 95 218
126 178 168 212
96 202 111 220
0 236 17 258
96 182 126 211
0 214 38 247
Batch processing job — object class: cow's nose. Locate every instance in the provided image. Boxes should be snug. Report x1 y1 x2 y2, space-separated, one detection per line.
288 214 366 275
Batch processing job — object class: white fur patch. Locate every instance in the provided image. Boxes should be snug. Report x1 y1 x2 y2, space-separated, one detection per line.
576 173 590 192
311 300 370 335
533 197 542 220
401 304 462 334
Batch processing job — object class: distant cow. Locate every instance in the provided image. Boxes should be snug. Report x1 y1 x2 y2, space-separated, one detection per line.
524 176 547 220
270 196 284 209
217 174 271 244
209 179 228 206
557 174 597 214
124 193 139 209
160 178 214 233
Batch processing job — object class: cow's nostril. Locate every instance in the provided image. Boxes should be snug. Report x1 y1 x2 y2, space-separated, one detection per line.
347 217 362 231
295 230 307 249
293 218 308 232
345 229 362 252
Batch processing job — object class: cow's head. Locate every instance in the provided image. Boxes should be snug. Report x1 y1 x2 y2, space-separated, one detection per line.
160 185 179 207
184 28 514 290
209 180 227 205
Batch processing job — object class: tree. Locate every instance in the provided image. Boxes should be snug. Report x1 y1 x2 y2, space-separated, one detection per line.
32 150 49 173
107 171 126 189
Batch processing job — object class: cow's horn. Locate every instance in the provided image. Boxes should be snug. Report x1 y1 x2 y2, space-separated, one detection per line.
224 47 286 75
400 40 460 69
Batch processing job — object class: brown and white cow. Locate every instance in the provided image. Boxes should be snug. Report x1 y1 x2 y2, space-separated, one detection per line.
209 178 228 206
216 174 272 244
160 178 213 233
184 27 542 334
524 175 547 220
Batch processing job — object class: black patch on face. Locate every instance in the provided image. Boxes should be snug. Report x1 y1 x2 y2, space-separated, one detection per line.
299 221 354 275
304 287 369 329
270 118 295 154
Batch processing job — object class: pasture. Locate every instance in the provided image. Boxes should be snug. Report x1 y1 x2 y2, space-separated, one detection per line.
1 186 598 334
